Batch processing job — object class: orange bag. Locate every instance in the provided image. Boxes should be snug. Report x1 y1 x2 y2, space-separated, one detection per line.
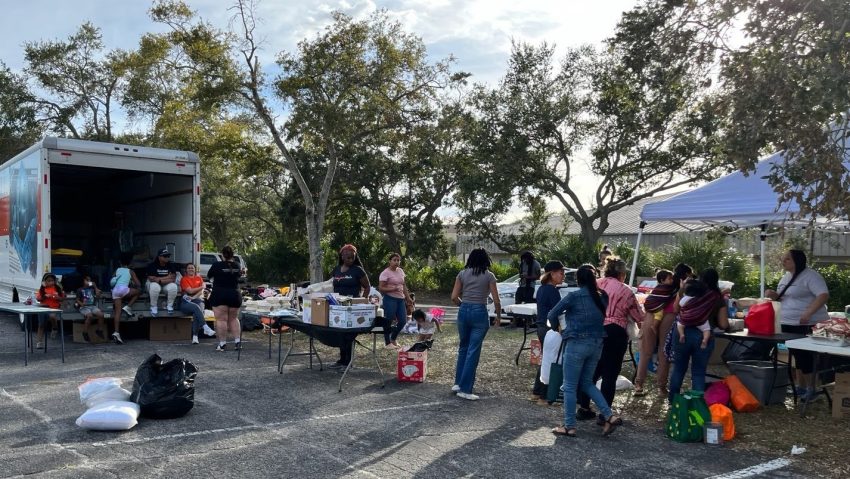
723 375 760 412
709 403 736 441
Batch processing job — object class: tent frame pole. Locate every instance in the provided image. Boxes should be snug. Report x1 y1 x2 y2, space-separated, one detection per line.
629 221 646 287
760 224 767 298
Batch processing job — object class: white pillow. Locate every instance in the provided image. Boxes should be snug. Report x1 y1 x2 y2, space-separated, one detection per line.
78 377 122 404
76 401 140 431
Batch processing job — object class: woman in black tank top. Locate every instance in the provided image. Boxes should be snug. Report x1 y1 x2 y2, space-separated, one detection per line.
209 246 244 351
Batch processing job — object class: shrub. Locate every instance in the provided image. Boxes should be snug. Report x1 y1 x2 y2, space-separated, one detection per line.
611 239 655 278
490 262 517 281
404 257 438 292
431 258 464 292
539 235 601 268
816 265 850 311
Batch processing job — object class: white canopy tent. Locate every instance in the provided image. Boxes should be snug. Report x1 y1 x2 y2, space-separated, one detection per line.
628 150 849 296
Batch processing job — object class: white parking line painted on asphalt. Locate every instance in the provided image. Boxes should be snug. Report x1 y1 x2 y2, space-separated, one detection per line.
706 458 793 479
87 399 461 447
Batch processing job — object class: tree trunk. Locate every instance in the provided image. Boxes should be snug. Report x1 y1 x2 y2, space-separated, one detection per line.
306 209 325 282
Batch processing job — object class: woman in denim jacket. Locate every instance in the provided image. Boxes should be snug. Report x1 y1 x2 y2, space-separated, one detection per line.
548 266 622 438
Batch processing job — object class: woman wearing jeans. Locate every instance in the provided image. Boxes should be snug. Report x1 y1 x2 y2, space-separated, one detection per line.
379 253 413 349
669 268 729 402
548 266 621 438
450 248 501 400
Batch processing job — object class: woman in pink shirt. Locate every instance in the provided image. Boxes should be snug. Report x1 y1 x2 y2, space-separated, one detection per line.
577 256 644 424
378 253 413 349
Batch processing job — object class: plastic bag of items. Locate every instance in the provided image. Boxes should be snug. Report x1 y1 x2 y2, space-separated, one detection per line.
130 354 198 419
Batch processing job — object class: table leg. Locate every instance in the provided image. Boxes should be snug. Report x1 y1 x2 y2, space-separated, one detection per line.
237 332 242 361
21 313 28 366
515 321 530 366
312 337 323 371
279 327 296 373
268 325 272 359
788 352 798 405
60 314 65 363
277 326 283 372
338 341 356 392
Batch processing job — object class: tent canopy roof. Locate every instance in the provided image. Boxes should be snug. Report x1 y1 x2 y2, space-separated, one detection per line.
640 151 807 228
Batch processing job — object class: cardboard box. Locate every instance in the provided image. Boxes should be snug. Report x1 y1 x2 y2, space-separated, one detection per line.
308 297 368 326
72 321 110 343
398 349 428 382
328 304 376 328
309 298 330 326
832 371 850 419
149 316 193 341
530 338 542 365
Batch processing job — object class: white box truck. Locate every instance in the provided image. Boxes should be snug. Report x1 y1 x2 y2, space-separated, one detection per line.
0 137 201 318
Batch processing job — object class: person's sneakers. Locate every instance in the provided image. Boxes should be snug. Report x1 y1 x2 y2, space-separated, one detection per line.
35 341 44 349
111 332 124 345
95 329 106 340
50 330 58 340
203 325 216 337
577 407 597 421
215 343 226 351
327 362 344 369
166 307 174 315
457 392 480 401
150 306 158 317
234 341 242 350
192 335 199 345
82 332 91 343
122 305 135 317
451 384 461 392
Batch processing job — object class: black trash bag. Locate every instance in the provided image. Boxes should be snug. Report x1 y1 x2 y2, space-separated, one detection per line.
721 340 772 364
130 354 198 419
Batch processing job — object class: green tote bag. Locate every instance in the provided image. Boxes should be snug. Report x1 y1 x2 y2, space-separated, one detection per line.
666 390 712 443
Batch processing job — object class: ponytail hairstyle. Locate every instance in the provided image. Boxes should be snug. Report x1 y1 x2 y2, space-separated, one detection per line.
777 249 807 299
577 266 606 314
602 256 627 279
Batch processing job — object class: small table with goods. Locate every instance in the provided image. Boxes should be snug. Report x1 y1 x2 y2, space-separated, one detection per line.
504 303 539 365
0 302 65 365
272 315 387 392
785 333 850 417
714 329 805 405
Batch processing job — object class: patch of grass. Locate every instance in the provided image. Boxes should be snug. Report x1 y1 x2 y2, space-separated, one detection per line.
245 324 850 478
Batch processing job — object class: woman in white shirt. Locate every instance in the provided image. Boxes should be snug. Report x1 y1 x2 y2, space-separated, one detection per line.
765 249 829 401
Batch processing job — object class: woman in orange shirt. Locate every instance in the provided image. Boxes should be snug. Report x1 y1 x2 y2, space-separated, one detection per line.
179 264 216 344
35 272 64 349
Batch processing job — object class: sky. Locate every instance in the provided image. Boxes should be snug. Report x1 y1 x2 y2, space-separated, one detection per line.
0 0 643 218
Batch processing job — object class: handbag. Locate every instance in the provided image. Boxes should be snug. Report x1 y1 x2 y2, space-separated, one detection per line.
545 341 566 403
666 390 712 443
744 302 775 335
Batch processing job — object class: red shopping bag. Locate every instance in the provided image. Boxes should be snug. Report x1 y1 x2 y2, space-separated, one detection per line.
744 302 775 335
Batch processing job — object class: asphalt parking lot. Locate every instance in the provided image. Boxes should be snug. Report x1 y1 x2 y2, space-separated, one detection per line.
0 317 808 479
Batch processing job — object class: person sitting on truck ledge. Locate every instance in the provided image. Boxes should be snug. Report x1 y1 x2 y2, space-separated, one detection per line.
147 248 179 316
110 252 141 344
34 273 64 349
76 274 106 343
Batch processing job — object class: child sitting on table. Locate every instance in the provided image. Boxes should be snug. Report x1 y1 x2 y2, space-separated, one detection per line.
34 272 64 349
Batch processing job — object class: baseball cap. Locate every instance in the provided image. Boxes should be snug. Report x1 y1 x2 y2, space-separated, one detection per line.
157 248 171 257
543 260 565 272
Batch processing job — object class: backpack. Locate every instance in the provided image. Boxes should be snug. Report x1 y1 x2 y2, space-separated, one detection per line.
666 390 712 442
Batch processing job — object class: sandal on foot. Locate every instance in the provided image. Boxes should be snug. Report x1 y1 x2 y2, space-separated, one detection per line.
551 426 577 437
633 386 646 397
602 416 622 437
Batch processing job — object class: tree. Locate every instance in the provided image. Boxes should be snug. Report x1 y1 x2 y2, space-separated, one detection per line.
152 1 456 281
672 0 850 221
0 63 42 159
23 23 124 141
460 1 724 250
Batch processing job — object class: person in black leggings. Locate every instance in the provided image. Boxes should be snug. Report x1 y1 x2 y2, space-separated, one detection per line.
209 246 244 351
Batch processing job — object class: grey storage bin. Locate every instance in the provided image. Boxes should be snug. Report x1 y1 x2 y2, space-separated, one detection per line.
727 360 789 405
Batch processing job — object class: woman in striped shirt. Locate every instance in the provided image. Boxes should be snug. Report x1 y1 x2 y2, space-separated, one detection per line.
577 256 644 424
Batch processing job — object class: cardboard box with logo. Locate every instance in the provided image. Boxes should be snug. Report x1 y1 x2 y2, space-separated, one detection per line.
832 371 850 419
398 349 428 383
329 304 376 329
